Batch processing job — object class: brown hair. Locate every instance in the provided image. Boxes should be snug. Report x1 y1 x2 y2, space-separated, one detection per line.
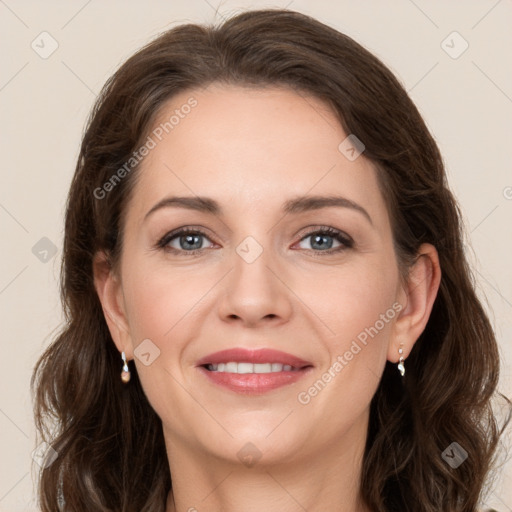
31 9 509 511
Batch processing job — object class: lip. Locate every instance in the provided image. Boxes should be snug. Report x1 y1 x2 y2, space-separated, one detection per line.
196 348 314 395
196 348 313 368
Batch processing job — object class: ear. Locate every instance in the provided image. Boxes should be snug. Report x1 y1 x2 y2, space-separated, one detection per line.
93 251 134 359
388 243 441 362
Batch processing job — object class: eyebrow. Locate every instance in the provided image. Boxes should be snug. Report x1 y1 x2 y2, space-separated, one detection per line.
144 194 373 225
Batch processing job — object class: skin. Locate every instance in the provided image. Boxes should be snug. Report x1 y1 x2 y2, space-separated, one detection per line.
94 84 441 512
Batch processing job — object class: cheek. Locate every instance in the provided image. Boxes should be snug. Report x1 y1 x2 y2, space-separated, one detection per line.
302 253 399 403
289 255 400 445
307 253 399 346
122 259 208 343
120 262 212 418
295 260 398 422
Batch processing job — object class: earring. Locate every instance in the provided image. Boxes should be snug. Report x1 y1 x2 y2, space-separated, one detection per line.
121 352 131 383
397 344 405 377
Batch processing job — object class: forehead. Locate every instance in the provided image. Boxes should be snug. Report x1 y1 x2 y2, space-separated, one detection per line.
128 84 387 224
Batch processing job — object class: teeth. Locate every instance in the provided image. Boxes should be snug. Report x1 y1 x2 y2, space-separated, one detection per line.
207 362 298 373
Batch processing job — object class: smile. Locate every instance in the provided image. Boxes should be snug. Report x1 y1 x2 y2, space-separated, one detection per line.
196 347 314 394
206 362 301 373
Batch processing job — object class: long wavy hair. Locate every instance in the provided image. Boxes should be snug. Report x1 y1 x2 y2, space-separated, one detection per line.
31 8 509 511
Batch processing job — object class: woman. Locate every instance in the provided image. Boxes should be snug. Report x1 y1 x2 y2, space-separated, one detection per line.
31 8 509 512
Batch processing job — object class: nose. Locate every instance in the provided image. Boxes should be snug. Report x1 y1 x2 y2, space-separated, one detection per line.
217 242 294 328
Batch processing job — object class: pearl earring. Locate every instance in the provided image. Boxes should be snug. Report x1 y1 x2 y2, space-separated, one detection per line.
121 351 131 383
397 344 405 377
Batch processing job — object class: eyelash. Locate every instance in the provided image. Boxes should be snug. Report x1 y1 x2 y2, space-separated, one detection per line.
156 226 354 256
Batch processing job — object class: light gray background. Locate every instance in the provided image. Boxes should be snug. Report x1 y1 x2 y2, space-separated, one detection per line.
0 1 511 510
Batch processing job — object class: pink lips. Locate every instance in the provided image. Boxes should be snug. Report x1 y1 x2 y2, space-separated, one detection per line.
196 348 313 395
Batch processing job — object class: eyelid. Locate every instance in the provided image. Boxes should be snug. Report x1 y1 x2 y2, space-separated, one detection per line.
296 225 353 243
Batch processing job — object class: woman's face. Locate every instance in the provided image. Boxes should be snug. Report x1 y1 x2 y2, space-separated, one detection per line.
105 84 409 467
